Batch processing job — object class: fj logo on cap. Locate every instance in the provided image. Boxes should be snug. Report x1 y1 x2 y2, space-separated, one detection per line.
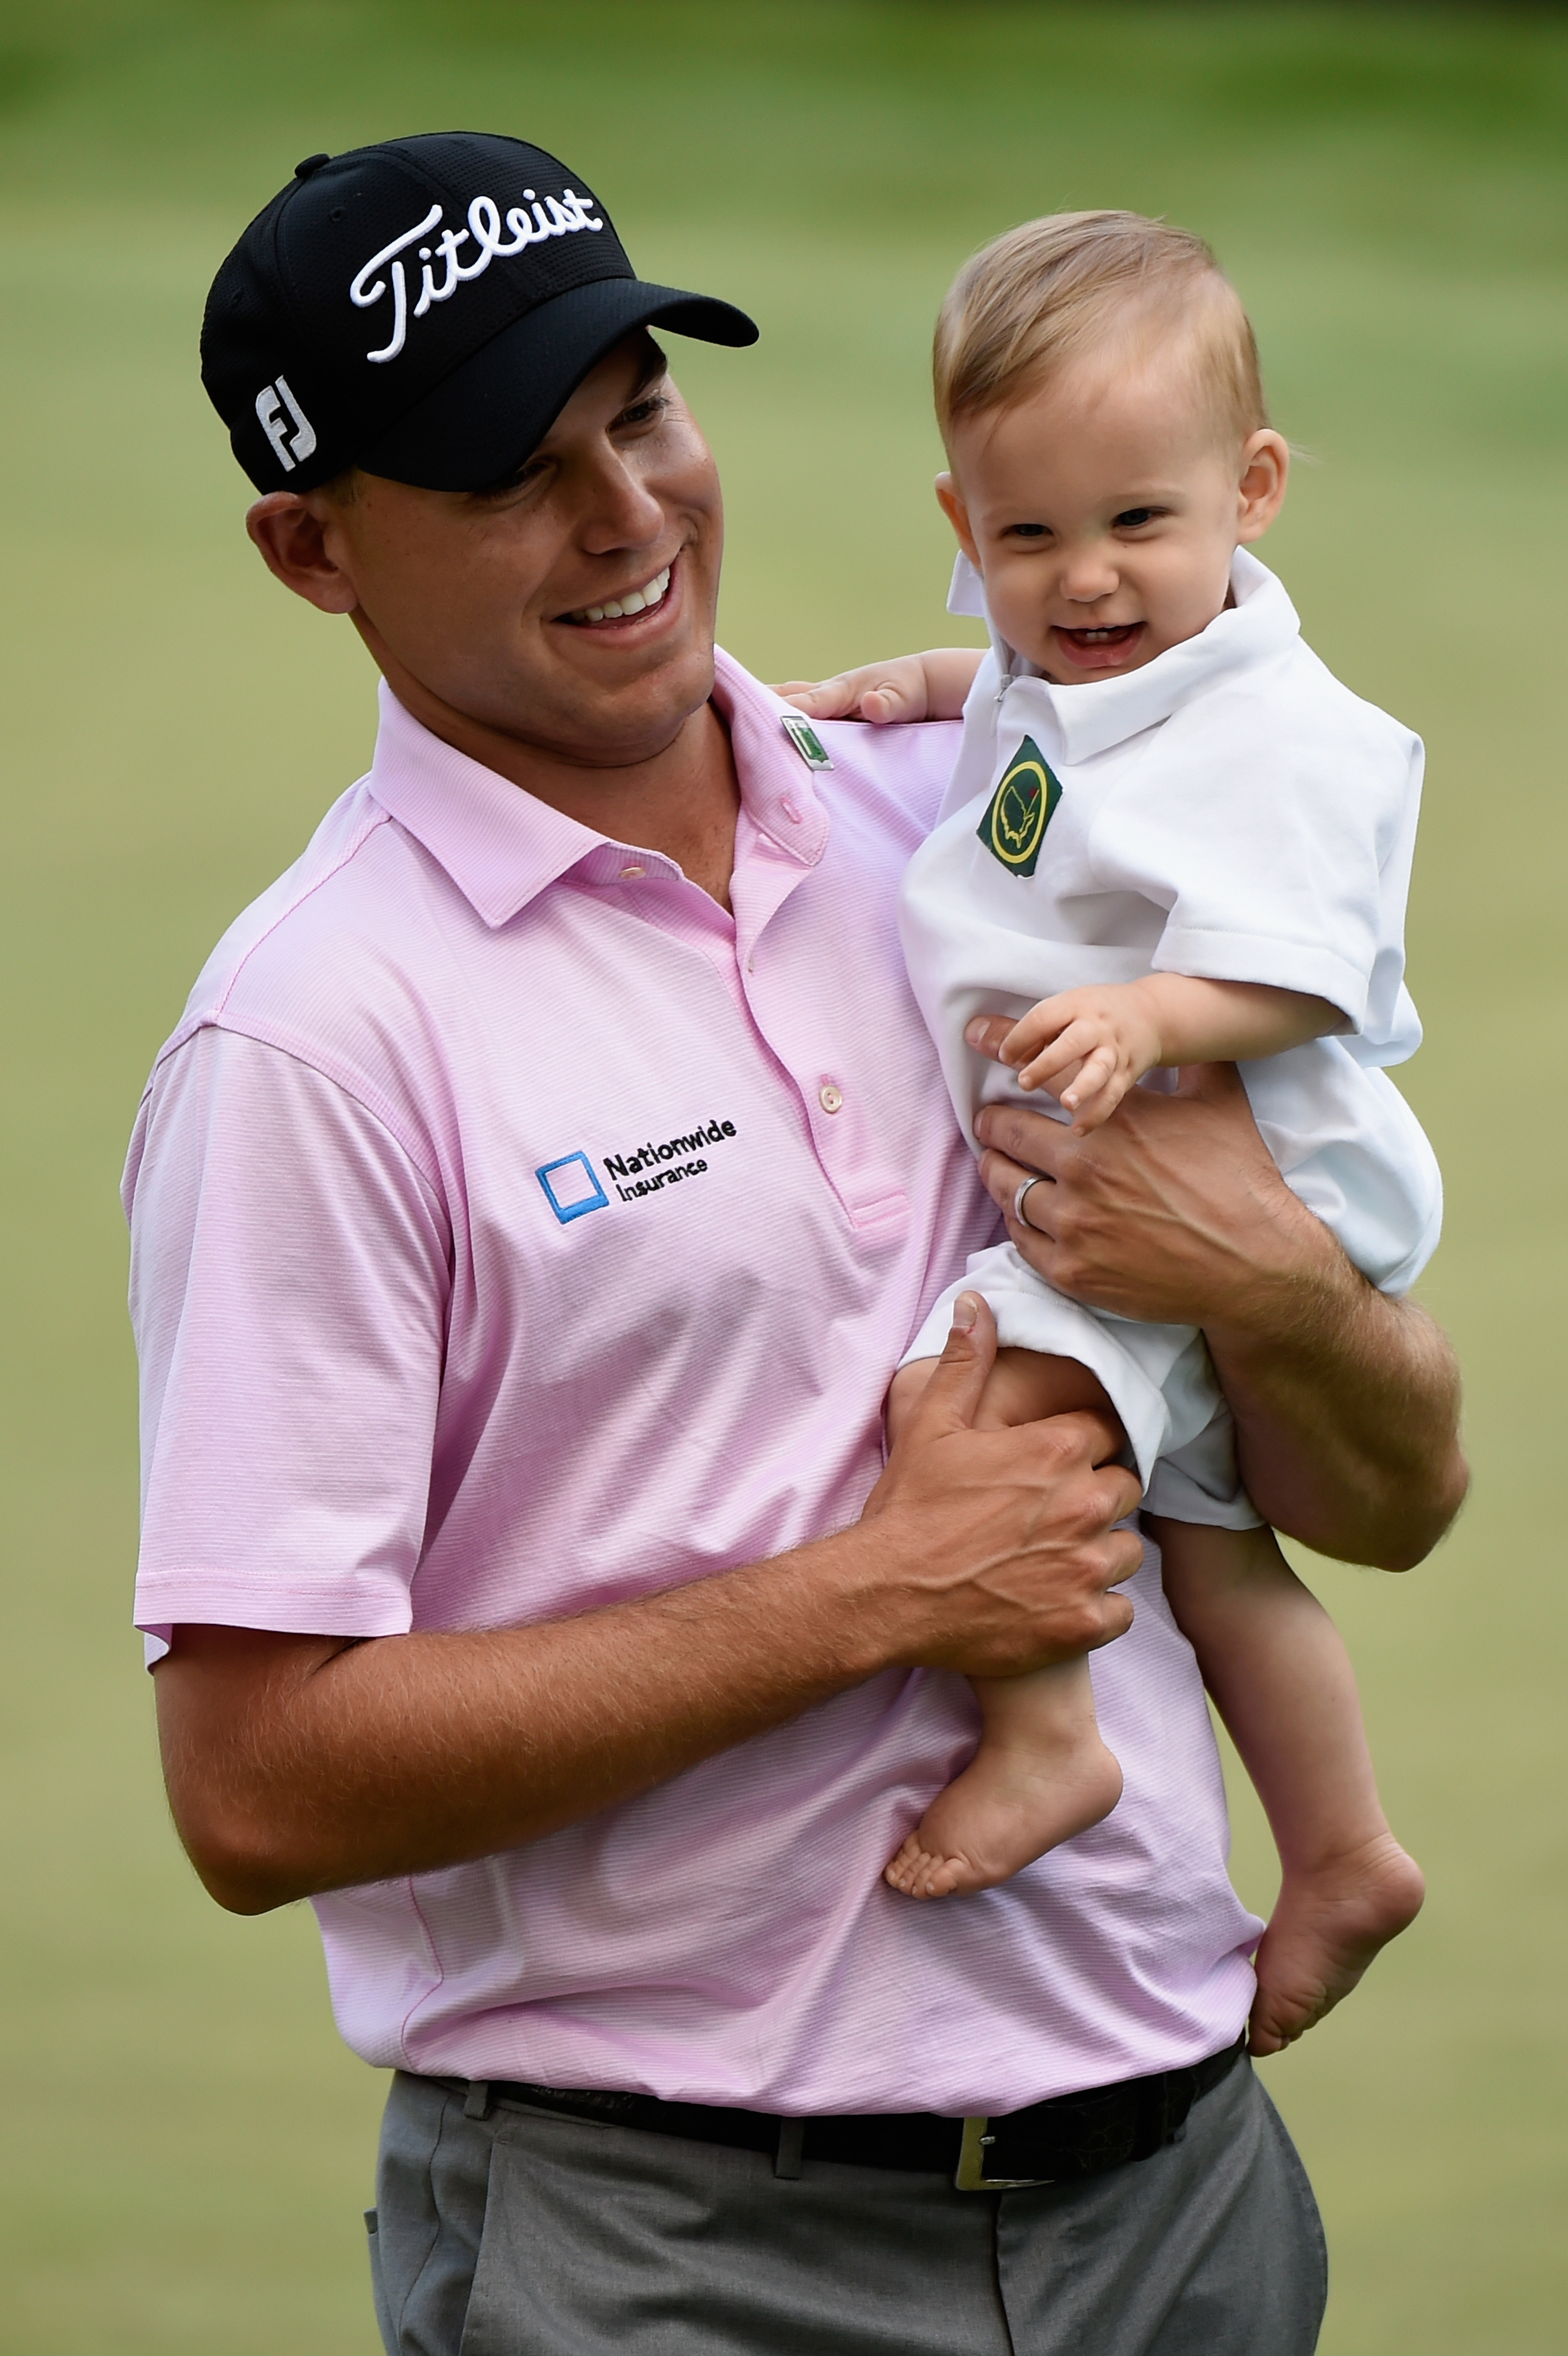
254 377 317 472
350 188 605 365
978 735 1061 877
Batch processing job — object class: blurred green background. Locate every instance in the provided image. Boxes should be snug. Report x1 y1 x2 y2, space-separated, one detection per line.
0 1 1564 2348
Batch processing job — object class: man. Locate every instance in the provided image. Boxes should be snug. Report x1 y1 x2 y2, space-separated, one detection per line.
131 133 1466 2355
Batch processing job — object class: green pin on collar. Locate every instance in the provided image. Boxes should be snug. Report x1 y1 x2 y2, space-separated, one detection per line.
780 712 834 771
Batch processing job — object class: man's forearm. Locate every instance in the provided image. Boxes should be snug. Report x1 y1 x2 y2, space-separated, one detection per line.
966 1059 1468 1571
155 1310 1143 1914
1204 1225 1466 1570
1162 1090 1469 1567
157 1532 895 1915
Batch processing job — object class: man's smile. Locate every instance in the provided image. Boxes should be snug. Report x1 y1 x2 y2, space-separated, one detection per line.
560 559 676 629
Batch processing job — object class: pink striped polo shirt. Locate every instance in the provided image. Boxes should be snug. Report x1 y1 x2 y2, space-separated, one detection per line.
124 653 1259 2112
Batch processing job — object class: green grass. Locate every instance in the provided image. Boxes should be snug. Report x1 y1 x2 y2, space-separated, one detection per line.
0 3 1564 2348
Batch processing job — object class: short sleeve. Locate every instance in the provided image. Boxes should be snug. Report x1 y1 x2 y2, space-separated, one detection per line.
1088 672 1423 1038
125 1026 451 1647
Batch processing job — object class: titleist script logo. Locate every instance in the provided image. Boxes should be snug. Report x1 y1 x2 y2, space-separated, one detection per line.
349 188 605 364
255 376 316 472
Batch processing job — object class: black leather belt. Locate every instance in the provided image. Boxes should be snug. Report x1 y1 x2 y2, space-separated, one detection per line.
468 2035 1245 2193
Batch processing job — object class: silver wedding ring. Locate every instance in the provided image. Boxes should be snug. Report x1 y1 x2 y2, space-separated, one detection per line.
1013 1176 1045 1231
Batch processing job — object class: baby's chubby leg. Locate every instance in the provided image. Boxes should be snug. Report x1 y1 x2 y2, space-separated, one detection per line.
885 1341 1117 1443
883 1349 1126 1900
1149 1516 1426 2053
884 1651 1123 1900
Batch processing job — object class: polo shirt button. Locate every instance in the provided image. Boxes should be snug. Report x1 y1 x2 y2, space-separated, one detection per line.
619 863 647 880
781 797 803 824
818 1082 844 1114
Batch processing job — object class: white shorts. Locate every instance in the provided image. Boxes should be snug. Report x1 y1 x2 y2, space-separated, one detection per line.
903 1241 1258 1527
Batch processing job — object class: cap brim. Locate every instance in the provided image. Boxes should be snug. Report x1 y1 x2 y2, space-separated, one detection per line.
356 275 758 492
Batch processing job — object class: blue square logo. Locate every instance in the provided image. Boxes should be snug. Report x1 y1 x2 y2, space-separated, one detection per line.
536 1151 610 1224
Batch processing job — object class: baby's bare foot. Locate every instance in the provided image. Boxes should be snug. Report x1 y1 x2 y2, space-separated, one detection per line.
1248 1830 1426 2055
885 1735 1123 1900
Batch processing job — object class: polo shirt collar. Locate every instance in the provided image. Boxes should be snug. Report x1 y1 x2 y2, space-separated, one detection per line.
948 546 1300 765
711 646 831 866
364 652 828 930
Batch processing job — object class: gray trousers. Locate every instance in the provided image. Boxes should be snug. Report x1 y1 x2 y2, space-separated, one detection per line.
368 2057 1326 2355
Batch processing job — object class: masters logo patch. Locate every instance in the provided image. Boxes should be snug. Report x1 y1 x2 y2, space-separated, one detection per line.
978 735 1061 877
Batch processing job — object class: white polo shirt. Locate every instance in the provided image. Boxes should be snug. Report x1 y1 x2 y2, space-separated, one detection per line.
902 549 1441 1293
125 655 1260 2113
898 553 1443 1517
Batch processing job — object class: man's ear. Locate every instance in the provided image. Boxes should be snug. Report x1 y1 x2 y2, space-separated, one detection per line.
246 491 361 615
935 473 982 572
1235 431 1289 545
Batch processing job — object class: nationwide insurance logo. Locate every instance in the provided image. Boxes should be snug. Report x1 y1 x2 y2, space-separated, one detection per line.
534 1151 610 1224
535 1118 739 1225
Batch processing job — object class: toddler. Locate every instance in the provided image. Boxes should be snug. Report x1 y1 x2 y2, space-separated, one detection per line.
784 212 1434 2052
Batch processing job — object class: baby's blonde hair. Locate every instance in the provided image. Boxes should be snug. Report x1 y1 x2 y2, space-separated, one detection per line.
933 210 1269 453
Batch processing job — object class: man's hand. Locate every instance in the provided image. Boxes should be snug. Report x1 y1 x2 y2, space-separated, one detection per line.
964 1032 1467 1569
970 1044 1295 1330
860 1293 1141 1678
772 648 982 726
153 1294 1142 1915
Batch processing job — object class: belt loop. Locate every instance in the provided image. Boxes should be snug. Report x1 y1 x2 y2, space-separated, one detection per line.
464 2081 492 2121
1120 2081 1150 2167
1165 2063 1196 2145
774 2117 805 2180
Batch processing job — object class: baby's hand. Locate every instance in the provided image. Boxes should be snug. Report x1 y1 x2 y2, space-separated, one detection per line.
774 656 937 726
995 982 1164 1132
773 648 982 727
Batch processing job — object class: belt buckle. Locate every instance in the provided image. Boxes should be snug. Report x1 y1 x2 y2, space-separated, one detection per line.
954 2116 1055 2192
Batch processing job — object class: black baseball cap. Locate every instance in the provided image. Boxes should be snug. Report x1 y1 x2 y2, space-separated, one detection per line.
201 131 758 493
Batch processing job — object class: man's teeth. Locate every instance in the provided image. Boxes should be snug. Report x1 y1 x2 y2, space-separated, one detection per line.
574 566 672 623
